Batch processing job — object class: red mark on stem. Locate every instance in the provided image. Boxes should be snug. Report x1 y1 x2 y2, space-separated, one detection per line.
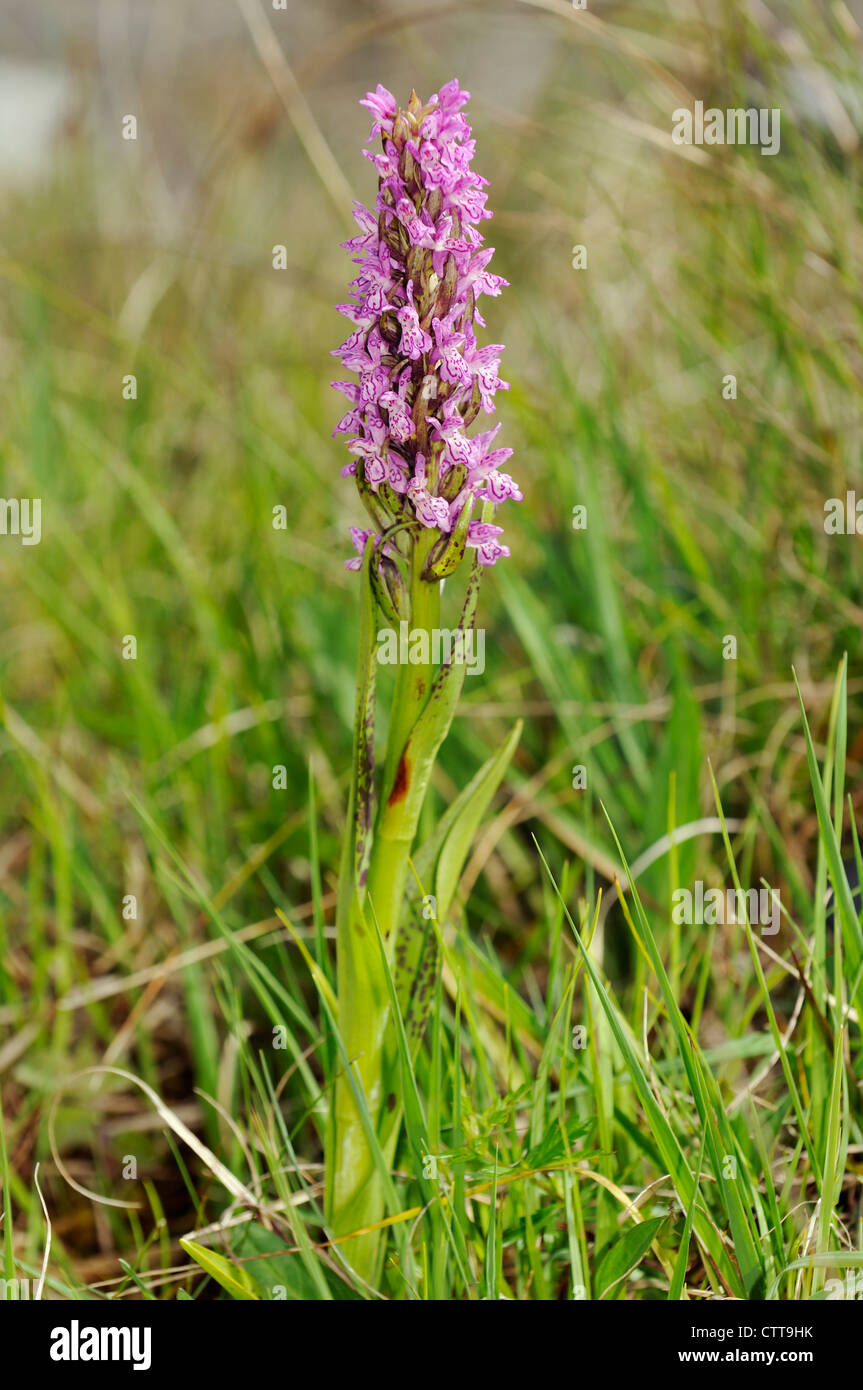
388 752 410 805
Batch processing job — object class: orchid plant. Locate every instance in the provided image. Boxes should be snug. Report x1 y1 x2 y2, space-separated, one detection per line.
325 79 522 1281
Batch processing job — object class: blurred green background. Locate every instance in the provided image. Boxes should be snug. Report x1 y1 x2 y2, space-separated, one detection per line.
1 0 862 1293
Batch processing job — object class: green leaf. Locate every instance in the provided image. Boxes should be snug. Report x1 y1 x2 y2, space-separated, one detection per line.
535 838 748 1299
422 494 475 580
369 906 473 1290
435 719 522 915
349 537 379 892
0 1090 15 1282
601 806 765 1298
233 1223 363 1301
596 1217 665 1300
769 1250 863 1299
668 1125 707 1301
180 1237 262 1301
117 1259 156 1300
393 718 522 1048
794 664 863 1017
524 1115 591 1171
376 559 481 849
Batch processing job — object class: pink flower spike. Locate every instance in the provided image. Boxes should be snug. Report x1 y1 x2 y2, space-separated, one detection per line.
333 79 518 572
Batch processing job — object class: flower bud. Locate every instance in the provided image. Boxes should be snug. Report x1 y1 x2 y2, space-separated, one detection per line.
392 111 412 150
379 310 400 345
371 554 409 623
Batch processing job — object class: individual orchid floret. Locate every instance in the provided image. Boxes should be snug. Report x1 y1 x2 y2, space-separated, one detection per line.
467 521 510 566
397 281 432 360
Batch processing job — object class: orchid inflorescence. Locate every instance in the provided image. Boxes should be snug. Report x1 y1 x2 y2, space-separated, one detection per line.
332 79 520 590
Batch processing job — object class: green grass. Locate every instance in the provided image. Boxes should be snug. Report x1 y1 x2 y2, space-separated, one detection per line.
0 0 862 1300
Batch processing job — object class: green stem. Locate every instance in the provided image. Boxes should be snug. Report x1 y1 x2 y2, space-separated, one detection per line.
370 529 440 939
381 529 440 805
328 531 440 1282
